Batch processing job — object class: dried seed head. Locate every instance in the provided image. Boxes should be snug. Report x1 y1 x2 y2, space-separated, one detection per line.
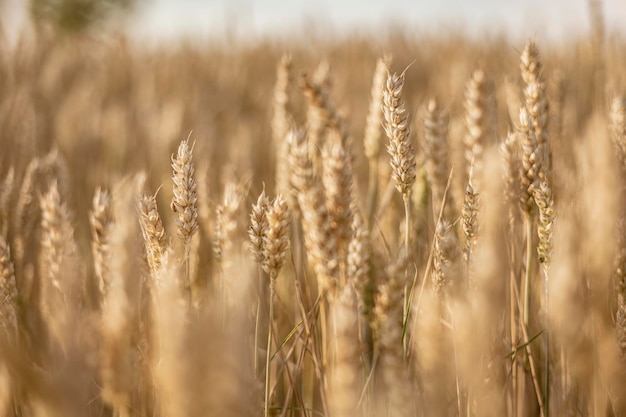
171 136 199 243
287 129 339 291
617 298 626 357
383 70 416 196
0 234 18 338
347 211 371 298
40 180 75 288
464 69 496 186
462 174 479 260
248 189 270 264
364 55 391 160
322 132 354 255
272 53 294 146
138 193 168 275
521 41 551 181
423 98 454 219
39 180 77 328
90 187 114 297
533 181 555 266
519 107 539 216
520 42 542 86
262 194 291 277
301 71 345 171
610 96 626 174
432 220 461 297
213 182 246 266
501 132 521 228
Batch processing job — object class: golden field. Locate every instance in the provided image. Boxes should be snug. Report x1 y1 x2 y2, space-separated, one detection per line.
0 9 625 417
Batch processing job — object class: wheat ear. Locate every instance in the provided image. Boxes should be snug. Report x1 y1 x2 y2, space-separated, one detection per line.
322 129 354 265
424 97 455 221
171 135 199 305
90 187 114 299
521 41 551 181
364 55 392 227
138 192 168 279
0 234 18 340
610 96 626 175
464 69 496 186
287 128 339 292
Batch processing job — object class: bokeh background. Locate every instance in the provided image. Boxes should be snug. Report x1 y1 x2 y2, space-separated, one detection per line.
2 0 626 42
1 1 626 416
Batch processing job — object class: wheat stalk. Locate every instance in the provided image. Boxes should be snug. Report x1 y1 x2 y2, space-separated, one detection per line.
328 284 362 417
374 255 414 417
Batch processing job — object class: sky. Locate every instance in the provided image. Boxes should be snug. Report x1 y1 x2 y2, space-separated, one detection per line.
3 0 626 43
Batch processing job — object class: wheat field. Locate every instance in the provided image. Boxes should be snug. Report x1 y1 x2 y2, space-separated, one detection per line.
0 8 626 417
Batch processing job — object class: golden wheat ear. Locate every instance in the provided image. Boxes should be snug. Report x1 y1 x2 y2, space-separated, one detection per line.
171 135 199 305
0 234 18 341
383 69 416 198
138 192 168 278
90 187 114 300
423 97 455 222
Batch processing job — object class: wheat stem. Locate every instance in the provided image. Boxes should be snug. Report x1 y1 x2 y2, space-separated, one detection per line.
265 278 276 417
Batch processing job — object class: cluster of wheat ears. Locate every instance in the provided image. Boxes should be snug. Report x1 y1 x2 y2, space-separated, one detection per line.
1 13 626 417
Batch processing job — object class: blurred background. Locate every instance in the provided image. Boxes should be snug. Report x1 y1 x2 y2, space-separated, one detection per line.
2 0 626 43
0 2 625 416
